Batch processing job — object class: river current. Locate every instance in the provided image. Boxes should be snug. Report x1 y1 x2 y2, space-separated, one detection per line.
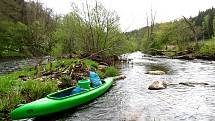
50 52 215 121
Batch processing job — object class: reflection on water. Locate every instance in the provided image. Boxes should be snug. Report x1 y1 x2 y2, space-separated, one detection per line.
6 52 215 121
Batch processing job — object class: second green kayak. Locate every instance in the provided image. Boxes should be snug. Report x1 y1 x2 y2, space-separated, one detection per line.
10 77 113 120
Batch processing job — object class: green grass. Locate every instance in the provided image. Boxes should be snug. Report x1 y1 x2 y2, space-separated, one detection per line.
20 80 58 102
0 66 57 120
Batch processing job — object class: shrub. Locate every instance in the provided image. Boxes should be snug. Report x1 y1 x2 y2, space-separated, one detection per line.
83 59 99 69
105 66 118 77
198 39 215 56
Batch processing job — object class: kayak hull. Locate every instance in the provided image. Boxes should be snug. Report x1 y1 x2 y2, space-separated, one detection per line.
10 77 113 120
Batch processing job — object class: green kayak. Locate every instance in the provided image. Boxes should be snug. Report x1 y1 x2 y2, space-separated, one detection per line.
10 77 113 120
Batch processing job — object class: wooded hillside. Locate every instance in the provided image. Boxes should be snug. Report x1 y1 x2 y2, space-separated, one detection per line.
0 0 136 58
125 7 215 58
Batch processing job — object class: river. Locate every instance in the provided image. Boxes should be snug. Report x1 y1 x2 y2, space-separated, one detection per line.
2 52 215 121
0 58 37 75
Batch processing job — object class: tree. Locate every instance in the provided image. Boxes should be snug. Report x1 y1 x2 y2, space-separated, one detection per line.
52 1 125 56
207 8 214 39
0 20 28 56
183 16 198 47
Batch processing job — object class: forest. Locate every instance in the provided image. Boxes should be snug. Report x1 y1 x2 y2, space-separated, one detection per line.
1 0 215 59
0 0 136 58
126 7 215 59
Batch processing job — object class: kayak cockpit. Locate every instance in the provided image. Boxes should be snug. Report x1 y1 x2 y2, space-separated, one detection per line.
47 87 89 99
47 80 106 100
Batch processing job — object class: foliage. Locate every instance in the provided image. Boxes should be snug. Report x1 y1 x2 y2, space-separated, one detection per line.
105 66 118 77
198 38 215 57
0 0 24 21
51 1 132 56
0 0 136 58
0 20 28 57
0 66 57 120
83 59 99 69
126 7 215 56
0 0 58 57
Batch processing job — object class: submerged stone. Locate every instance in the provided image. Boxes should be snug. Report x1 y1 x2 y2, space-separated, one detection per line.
146 70 166 75
148 80 167 90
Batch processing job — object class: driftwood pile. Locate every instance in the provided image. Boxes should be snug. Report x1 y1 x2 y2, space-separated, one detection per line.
19 60 90 89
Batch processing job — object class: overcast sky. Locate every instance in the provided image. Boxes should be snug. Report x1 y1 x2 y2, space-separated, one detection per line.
36 0 215 32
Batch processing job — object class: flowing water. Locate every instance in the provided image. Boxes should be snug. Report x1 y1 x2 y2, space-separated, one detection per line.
0 58 36 75
43 51 215 121
2 52 215 121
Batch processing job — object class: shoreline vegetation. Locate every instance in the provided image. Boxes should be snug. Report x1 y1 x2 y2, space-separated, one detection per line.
148 37 215 60
125 7 215 60
0 58 119 120
0 0 214 62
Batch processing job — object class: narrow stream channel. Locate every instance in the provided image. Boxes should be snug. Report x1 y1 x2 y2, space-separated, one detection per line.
3 52 215 121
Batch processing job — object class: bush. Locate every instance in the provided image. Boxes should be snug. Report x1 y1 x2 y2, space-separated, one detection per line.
198 38 215 56
83 59 99 69
105 66 118 77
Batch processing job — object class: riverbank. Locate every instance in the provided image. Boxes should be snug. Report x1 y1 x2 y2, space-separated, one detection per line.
0 58 118 120
149 38 215 61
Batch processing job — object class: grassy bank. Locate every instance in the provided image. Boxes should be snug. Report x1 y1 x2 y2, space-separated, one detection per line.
196 38 215 59
0 67 58 120
0 58 118 120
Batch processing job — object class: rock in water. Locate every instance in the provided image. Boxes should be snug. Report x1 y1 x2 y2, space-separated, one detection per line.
146 70 166 75
148 81 167 90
